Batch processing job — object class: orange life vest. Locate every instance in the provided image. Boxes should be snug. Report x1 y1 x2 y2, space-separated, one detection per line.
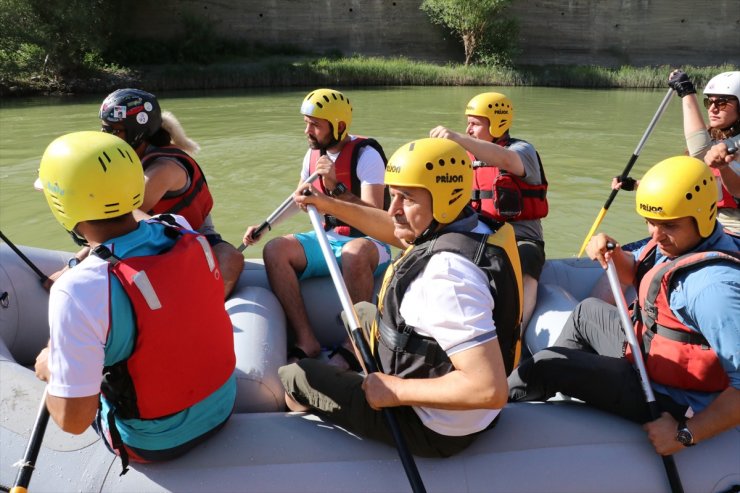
97 227 235 420
142 146 214 230
468 138 549 222
308 137 387 237
628 246 738 392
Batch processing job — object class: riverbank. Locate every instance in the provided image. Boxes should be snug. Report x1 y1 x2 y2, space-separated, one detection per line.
1 56 737 97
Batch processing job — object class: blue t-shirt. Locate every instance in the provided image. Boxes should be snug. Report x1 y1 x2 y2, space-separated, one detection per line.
100 219 236 451
632 225 740 412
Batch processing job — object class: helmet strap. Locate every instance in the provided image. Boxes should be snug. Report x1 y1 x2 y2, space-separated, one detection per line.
68 228 89 247
411 219 439 245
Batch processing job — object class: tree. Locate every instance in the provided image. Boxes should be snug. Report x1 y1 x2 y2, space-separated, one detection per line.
0 0 111 78
420 0 514 66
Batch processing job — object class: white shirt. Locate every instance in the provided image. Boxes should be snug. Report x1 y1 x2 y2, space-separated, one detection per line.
300 135 386 185
398 243 501 436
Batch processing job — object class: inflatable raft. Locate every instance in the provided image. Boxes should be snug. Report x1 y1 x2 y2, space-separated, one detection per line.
1 244 738 493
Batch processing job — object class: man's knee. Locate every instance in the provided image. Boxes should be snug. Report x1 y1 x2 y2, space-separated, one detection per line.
341 239 379 273
264 236 305 269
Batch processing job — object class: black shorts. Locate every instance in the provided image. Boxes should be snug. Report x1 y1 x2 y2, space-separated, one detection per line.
517 239 546 280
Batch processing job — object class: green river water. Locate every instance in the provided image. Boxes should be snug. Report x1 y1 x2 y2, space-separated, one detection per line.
0 87 688 258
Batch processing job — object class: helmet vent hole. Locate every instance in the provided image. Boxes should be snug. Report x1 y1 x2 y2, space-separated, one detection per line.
488 104 493 108
450 157 456 164
316 102 323 109
332 93 338 100
425 162 434 170
98 156 108 172
685 192 693 200
438 159 445 166
322 95 330 102
695 185 701 192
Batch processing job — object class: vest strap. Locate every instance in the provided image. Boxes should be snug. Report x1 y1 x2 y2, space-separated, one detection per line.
652 324 710 347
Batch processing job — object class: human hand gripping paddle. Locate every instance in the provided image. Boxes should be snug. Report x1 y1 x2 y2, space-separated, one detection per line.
604 244 684 493
304 198 427 493
576 89 674 257
238 170 322 252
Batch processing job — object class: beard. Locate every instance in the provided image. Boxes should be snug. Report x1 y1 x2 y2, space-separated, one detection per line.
308 133 339 150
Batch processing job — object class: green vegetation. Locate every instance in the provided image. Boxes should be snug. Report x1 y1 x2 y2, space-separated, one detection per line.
135 57 736 93
0 0 736 96
420 0 517 66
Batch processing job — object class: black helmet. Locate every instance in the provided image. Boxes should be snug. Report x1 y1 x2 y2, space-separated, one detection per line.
99 88 162 149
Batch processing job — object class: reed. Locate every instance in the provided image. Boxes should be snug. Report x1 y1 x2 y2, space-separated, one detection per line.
140 56 736 91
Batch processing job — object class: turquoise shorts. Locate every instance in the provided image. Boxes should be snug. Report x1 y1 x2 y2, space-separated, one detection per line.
293 230 391 280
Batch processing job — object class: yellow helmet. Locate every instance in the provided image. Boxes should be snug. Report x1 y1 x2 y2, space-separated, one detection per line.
635 156 717 238
300 88 352 141
37 131 144 231
465 92 514 139
385 138 472 223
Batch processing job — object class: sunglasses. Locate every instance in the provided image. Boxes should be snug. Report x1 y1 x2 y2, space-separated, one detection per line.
703 96 736 110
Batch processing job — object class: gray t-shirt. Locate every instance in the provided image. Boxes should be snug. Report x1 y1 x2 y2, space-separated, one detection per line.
507 138 544 242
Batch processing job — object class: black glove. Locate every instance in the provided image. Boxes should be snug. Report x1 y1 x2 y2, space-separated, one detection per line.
615 176 637 192
668 70 696 98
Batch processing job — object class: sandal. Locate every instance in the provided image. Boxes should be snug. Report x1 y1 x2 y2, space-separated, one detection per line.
327 345 363 372
287 346 310 363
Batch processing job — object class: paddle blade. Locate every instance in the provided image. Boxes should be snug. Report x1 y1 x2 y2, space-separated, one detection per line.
576 207 607 258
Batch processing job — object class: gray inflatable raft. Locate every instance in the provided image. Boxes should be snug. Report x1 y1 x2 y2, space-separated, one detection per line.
1 244 737 493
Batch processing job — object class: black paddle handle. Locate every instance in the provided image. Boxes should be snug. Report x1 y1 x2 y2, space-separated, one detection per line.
350 331 427 493
648 403 685 493
12 395 50 491
0 230 49 283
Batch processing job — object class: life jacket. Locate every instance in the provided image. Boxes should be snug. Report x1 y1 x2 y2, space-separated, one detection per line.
308 137 388 237
628 244 738 392
712 167 738 209
142 146 214 230
371 216 523 378
94 223 235 472
468 137 549 222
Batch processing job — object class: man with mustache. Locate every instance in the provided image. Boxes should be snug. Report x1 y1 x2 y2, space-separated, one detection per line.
243 89 391 369
280 138 521 456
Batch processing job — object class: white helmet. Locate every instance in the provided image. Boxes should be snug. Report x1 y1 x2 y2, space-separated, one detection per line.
703 71 740 99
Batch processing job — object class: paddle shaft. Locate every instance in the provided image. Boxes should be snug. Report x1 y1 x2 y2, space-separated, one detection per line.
576 89 674 257
238 170 323 252
306 205 427 493
10 388 50 493
0 230 50 282
605 258 685 493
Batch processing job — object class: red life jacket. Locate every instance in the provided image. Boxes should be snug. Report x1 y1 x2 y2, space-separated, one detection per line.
468 137 549 222
142 146 214 230
627 247 738 392
98 227 235 420
308 137 387 237
712 167 738 210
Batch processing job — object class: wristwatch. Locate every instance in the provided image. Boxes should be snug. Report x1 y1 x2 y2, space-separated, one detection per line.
67 257 80 269
327 182 348 198
676 418 695 447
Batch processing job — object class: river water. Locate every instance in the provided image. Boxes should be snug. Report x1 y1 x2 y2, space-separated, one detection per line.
0 87 688 258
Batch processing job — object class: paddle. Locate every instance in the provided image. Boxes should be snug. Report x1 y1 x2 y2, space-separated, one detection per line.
238 169 323 252
305 202 427 493
604 247 684 493
10 388 50 493
576 89 674 257
0 230 50 283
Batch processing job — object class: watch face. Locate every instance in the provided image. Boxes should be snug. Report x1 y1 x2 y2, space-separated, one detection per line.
67 257 80 268
676 428 693 446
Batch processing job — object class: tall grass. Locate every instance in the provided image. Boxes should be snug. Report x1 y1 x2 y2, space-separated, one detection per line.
139 56 737 92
